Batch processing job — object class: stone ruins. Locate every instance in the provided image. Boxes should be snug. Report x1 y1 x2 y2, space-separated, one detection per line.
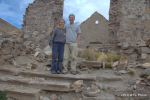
23 0 64 48
109 0 150 63
109 0 150 45
22 0 150 63
0 0 150 100
80 12 109 48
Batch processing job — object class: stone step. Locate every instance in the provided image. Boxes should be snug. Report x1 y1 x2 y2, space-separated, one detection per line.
0 84 40 100
20 71 96 82
0 68 122 82
0 68 96 82
82 91 116 100
96 75 122 82
0 76 71 92
79 61 102 68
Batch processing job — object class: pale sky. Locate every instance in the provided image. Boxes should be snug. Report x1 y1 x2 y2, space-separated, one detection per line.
64 0 110 23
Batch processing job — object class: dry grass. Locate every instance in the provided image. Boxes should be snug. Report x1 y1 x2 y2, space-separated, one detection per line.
78 48 128 68
78 48 99 61
127 68 135 76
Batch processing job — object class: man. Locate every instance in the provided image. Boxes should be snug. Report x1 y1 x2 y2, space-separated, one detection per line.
63 14 81 74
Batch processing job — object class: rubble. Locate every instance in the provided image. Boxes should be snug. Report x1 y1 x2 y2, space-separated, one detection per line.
141 63 150 69
40 96 50 100
13 56 33 67
71 80 83 92
43 45 52 57
50 94 58 100
23 41 36 54
34 51 47 62
82 84 100 97
140 68 150 78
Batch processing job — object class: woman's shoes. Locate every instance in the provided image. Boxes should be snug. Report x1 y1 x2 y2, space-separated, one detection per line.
51 70 57 74
51 70 64 74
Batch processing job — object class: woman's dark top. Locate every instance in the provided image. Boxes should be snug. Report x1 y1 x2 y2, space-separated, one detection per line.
50 28 66 44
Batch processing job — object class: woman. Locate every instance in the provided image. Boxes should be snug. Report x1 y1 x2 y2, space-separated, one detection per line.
50 19 66 74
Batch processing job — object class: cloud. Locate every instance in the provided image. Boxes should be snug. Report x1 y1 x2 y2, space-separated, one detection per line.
64 0 110 23
0 0 110 28
0 0 34 28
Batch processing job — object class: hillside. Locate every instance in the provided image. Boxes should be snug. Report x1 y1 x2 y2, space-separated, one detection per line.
0 18 21 36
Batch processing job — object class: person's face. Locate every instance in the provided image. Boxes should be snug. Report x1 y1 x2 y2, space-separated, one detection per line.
69 16 75 23
58 19 65 28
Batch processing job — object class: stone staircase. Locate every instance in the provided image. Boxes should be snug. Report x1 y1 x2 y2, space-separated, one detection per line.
0 68 147 100
0 68 96 100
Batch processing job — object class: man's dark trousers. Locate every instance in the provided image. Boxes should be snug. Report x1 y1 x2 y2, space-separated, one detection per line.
51 42 65 73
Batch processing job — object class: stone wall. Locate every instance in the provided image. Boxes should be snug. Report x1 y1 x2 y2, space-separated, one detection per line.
22 0 150 62
109 0 150 63
23 0 64 48
109 0 150 46
80 12 109 48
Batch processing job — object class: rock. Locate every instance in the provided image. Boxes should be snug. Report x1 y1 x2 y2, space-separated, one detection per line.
24 41 35 54
97 92 116 100
0 39 4 48
43 45 52 56
40 96 50 100
141 63 150 69
13 56 32 67
83 84 100 97
34 52 40 57
32 31 39 37
117 42 122 47
127 68 136 75
141 47 150 54
60 95 81 100
112 61 119 68
71 80 83 92
140 68 150 78
145 39 150 47
34 51 47 62
121 42 129 50
118 70 128 74
141 53 148 60
137 40 146 47
50 94 58 100
26 63 37 70
147 76 150 80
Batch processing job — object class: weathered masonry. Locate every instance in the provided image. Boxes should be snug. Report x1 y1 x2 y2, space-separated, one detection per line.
109 0 150 46
23 0 64 47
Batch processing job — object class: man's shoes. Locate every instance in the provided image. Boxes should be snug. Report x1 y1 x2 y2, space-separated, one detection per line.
70 71 77 75
62 70 68 74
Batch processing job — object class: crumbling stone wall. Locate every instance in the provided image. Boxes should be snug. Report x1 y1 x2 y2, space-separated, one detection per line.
109 0 150 46
23 0 64 48
109 0 150 63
